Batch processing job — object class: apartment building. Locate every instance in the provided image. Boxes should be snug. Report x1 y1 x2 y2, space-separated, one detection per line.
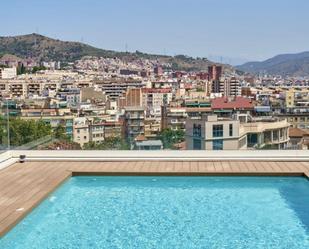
96 80 145 100
118 88 142 109
58 89 81 107
0 67 17 79
208 65 222 81
142 88 172 118
102 121 122 138
123 106 145 142
211 78 241 97
186 115 290 150
20 108 74 138
0 80 63 98
144 118 161 139
241 117 290 150
73 117 90 147
285 89 309 109
9 82 26 98
224 77 241 97
27 83 42 96
89 121 122 143
186 115 247 150
282 88 309 129
161 106 187 131
281 114 309 129
73 117 123 147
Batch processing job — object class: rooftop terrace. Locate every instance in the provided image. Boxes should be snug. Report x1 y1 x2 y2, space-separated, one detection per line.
0 150 309 237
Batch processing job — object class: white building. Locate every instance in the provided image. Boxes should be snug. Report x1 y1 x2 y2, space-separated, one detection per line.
0 67 17 79
142 88 172 118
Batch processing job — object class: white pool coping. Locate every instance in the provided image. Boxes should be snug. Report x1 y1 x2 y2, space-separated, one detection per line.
0 150 308 171
6 150 309 162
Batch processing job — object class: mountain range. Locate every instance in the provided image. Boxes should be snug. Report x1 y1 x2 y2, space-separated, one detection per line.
2 33 308 77
0 33 228 72
237 52 309 77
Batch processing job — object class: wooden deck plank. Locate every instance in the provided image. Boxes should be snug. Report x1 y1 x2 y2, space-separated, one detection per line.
190 161 198 172
230 161 242 172
221 161 232 172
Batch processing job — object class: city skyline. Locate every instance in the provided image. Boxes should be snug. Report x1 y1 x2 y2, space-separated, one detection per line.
2 0 309 64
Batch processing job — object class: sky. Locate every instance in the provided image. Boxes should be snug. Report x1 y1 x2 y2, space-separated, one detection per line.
1 0 309 65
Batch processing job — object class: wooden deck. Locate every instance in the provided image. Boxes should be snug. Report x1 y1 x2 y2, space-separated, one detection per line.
0 160 309 237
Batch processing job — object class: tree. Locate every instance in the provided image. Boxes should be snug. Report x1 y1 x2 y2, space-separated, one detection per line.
54 124 69 140
32 66 47 74
17 63 26 75
7 118 52 146
83 137 129 150
159 128 185 149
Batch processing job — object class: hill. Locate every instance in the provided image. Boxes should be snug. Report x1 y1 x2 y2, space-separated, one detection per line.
0 33 227 72
236 52 309 77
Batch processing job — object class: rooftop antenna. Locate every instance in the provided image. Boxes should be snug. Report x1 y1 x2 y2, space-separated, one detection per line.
34 34 37 47
125 43 128 53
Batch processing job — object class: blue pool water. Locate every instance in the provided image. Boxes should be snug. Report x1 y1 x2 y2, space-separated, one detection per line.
1 176 309 249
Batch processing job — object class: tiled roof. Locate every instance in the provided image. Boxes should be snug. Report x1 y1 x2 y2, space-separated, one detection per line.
211 96 254 110
289 128 309 138
142 88 172 93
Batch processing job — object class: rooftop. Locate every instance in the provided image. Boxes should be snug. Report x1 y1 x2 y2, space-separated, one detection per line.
289 127 309 138
211 96 254 110
0 150 309 237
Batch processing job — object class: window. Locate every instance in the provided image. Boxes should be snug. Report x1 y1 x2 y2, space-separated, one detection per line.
247 133 258 147
193 124 202 137
213 125 223 137
213 139 223 150
193 138 202 150
229 124 233 136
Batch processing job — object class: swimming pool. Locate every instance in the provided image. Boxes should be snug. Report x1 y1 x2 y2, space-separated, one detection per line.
1 176 309 248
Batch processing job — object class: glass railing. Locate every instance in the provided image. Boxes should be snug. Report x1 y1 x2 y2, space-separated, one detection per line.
1 104 308 151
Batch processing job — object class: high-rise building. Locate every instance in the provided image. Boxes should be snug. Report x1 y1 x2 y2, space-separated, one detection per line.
118 88 142 109
124 106 145 142
208 65 222 81
222 77 241 97
211 77 240 97
154 65 163 76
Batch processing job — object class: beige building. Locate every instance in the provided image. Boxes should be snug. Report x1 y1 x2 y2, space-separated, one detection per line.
124 106 145 142
144 118 161 139
142 88 172 118
0 67 17 79
186 115 247 150
282 114 309 129
73 117 90 147
161 107 187 131
186 115 290 150
242 117 290 149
